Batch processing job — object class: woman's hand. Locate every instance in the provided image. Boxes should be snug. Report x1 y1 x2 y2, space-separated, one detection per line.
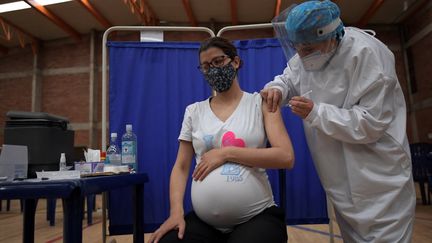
192 148 227 181
147 214 185 243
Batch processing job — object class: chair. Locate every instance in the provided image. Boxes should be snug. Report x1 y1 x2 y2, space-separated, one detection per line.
427 151 432 205
0 200 10 211
428 174 432 205
410 143 432 205
46 195 97 226
45 146 97 226
0 199 23 212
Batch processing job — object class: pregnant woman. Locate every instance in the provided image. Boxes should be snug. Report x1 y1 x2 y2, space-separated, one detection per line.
148 37 295 243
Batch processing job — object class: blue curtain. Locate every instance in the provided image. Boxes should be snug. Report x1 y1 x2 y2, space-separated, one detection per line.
108 39 328 234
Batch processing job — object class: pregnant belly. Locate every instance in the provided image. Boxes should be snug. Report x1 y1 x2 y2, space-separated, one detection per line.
191 163 273 231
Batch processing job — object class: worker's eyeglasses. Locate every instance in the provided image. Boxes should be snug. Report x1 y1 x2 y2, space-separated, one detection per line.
198 55 231 73
294 39 335 57
294 43 319 56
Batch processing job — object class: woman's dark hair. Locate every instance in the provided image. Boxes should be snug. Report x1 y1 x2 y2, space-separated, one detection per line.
199 37 243 69
199 37 237 58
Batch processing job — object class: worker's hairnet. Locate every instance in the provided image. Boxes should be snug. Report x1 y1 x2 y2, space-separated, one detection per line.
285 0 344 44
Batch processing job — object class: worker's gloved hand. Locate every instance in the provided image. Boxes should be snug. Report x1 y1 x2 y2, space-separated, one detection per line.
289 96 314 119
260 88 282 112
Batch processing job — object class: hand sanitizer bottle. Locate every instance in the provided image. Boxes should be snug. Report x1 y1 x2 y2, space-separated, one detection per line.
59 153 67 171
107 133 121 165
121 124 138 171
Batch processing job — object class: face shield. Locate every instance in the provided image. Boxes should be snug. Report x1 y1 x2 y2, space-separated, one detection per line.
272 1 344 71
271 5 297 63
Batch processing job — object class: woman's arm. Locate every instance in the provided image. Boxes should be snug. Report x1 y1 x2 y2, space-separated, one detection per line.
148 140 194 243
193 100 294 181
169 141 194 216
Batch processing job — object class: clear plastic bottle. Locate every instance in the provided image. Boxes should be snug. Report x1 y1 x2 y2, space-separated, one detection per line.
121 124 137 171
106 133 121 165
59 153 67 171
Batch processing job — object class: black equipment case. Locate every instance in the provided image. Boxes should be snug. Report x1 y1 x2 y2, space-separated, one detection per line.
3 111 75 178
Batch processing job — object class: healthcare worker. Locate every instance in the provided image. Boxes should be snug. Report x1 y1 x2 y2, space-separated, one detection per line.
261 1 416 242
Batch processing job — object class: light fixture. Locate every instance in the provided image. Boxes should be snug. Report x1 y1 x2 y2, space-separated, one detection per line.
0 0 72 14
0 1 31 14
33 0 72 6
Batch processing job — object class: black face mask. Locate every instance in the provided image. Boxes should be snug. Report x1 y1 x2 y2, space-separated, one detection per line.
204 63 236 93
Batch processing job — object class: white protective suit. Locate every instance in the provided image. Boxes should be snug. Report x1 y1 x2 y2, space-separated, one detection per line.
266 27 416 242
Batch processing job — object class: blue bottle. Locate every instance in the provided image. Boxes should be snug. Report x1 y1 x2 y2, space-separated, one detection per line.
106 133 121 165
121 124 137 171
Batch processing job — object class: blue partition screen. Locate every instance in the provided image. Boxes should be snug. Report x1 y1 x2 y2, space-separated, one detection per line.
107 38 328 234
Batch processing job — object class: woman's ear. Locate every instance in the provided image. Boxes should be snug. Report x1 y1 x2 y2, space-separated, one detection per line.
233 56 241 69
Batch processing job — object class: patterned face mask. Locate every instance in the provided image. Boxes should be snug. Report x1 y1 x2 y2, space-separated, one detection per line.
204 63 236 93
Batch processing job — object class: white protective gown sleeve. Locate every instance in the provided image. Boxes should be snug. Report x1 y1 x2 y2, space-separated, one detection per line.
266 27 416 242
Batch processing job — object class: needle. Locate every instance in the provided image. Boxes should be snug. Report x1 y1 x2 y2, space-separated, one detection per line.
300 90 313 97
289 90 312 108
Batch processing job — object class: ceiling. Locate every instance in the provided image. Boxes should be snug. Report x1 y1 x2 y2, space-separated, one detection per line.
0 0 429 52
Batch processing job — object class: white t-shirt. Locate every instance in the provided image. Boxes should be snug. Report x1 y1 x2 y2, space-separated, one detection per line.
178 91 275 232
